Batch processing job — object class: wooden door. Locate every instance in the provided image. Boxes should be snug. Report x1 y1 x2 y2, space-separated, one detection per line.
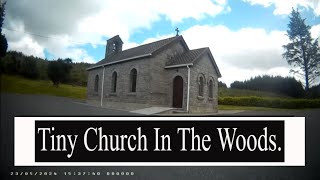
173 76 183 108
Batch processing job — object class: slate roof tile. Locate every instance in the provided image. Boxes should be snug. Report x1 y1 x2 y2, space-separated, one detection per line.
165 48 208 66
93 36 179 67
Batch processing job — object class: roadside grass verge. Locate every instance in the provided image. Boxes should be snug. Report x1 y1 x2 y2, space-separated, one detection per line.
219 88 291 98
219 96 320 109
1 75 86 100
218 105 289 111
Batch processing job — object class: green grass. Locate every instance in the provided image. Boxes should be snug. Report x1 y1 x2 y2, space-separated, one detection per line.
1 75 87 100
219 88 291 98
218 88 320 109
218 105 287 111
219 96 320 109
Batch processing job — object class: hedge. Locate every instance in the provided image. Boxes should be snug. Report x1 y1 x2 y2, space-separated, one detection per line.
218 96 320 109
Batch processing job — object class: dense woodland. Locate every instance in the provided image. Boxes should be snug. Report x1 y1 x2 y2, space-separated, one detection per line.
230 75 305 97
0 51 91 86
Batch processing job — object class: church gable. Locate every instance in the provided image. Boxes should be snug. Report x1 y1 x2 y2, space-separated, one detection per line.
165 47 221 78
165 48 207 67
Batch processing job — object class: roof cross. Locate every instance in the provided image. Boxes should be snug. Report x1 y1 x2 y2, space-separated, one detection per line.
175 28 179 36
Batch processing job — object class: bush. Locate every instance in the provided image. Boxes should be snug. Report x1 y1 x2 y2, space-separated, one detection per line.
47 58 72 86
218 96 320 109
19 57 39 79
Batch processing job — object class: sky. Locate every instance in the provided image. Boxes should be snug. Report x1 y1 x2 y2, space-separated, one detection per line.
3 0 320 86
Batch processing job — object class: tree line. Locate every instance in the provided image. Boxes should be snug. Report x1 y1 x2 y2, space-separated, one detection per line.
229 75 319 98
0 51 92 86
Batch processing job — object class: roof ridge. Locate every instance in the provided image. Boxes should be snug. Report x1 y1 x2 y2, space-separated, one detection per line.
190 48 208 63
119 35 179 54
174 47 207 57
165 47 208 67
191 47 208 51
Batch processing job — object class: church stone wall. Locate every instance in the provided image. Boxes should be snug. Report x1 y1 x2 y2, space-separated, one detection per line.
103 58 151 104
87 68 103 101
87 57 152 106
149 41 187 107
189 53 219 113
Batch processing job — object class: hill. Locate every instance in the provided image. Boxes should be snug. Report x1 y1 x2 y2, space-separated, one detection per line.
0 75 86 99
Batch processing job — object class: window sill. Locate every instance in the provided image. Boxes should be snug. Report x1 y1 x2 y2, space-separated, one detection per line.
109 93 117 96
197 96 204 100
127 92 137 96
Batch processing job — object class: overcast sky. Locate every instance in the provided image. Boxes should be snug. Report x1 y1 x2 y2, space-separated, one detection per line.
3 0 320 86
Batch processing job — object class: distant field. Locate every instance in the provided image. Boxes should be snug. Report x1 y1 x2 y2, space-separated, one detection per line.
219 88 290 98
0 75 86 100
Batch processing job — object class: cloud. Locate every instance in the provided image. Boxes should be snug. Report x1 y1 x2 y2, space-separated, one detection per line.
242 0 320 16
8 35 45 58
311 24 320 39
180 25 295 85
3 0 230 62
77 0 230 42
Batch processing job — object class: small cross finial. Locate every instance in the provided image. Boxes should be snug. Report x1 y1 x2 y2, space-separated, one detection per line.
175 28 179 36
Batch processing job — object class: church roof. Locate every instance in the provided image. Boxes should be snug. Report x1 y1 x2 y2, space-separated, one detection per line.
165 47 222 77
89 36 183 70
88 35 221 78
165 48 208 66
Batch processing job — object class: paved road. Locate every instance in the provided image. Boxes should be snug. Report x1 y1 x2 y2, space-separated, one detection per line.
1 93 319 180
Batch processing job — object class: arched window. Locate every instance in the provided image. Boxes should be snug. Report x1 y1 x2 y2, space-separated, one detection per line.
208 79 213 98
199 76 204 96
94 75 99 92
111 72 117 93
130 68 137 92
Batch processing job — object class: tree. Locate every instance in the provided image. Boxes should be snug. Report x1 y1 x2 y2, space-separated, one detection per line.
19 56 40 79
47 58 72 86
218 81 227 88
283 8 320 91
0 2 7 58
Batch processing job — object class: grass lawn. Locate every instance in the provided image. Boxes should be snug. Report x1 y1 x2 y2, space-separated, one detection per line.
0 75 87 100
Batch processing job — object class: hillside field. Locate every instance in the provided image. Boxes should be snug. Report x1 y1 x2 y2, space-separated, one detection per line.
0 75 86 100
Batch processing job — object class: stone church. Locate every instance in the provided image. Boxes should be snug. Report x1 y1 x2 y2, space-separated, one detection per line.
87 34 221 113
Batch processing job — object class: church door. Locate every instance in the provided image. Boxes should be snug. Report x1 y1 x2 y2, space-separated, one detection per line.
173 76 183 108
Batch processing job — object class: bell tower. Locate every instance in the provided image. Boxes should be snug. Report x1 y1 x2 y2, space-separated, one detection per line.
105 35 123 58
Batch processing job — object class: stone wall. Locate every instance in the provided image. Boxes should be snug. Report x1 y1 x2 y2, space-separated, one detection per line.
87 57 152 106
189 53 219 113
87 68 103 101
149 41 187 107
